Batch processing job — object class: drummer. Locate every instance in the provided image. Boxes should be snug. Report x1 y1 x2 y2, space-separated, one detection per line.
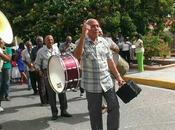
59 35 76 55
34 35 72 120
59 35 78 92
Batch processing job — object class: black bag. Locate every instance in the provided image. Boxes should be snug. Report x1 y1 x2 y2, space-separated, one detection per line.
116 80 142 103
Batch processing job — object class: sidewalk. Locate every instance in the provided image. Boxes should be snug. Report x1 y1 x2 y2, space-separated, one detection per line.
124 66 175 90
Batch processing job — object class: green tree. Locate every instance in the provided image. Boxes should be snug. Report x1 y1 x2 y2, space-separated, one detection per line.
0 0 174 43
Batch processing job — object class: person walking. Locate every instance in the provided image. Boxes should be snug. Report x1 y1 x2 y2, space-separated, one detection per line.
0 38 12 129
35 35 72 120
121 37 132 65
22 41 38 95
0 38 11 109
74 19 124 130
16 43 28 84
31 36 48 105
133 33 144 72
0 42 12 101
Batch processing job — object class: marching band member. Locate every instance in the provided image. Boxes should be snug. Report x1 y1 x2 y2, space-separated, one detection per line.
31 36 48 105
22 41 38 95
59 35 76 55
35 35 72 120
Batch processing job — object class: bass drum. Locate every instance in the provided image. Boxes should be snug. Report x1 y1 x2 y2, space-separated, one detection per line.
47 54 80 93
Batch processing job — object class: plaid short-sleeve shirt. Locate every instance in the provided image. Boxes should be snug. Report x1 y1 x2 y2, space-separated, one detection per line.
80 36 114 93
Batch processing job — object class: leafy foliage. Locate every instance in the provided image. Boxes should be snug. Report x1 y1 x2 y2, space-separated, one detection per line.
0 0 174 44
143 33 171 60
170 22 175 33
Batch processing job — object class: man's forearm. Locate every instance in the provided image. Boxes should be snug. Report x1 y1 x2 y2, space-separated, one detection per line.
73 34 85 60
0 53 11 61
108 59 121 78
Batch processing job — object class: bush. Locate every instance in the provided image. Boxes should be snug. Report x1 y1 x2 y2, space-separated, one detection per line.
159 31 173 46
143 33 171 60
156 41 171 57
170 22 175 34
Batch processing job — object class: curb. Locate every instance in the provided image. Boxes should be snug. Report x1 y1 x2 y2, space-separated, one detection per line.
130 63 175 70
123 76 175 90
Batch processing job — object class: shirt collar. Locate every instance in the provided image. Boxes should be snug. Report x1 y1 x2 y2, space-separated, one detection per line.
86 36 102 45
43 45 53 52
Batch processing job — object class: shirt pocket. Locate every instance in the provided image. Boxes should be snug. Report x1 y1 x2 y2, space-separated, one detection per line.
97 46 107 61
84 50 97 61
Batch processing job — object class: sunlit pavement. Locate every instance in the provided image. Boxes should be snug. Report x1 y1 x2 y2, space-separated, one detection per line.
1 83 175 130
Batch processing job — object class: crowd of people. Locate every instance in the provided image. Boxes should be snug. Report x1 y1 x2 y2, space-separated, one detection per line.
0 18 145 130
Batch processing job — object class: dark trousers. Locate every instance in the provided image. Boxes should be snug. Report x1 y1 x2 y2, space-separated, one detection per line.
0 68 11 98
80 87 84 93
36 71 48 104
79 69 84 93
43 70 68 116
122 50 130 65
29 71 38 94
119 49 123 57
86 88 120 130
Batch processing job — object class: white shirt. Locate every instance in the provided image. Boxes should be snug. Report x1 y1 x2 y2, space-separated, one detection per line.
22 48 34 71
122 41 131 51
118 41 124 49
35 45 60 70
133 39 144 53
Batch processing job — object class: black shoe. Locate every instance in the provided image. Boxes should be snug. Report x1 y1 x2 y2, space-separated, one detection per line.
71 88 77 92
40 102 48 106
0 97 5 101
32 92 38 95
5 97 10 101
61 111 72 117
51 115 58 120
28 88 31 90
40 103 47 106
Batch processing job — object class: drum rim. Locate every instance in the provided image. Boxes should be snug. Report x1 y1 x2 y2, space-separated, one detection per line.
69 54 81 89
47 55 65 93
60 54 68 90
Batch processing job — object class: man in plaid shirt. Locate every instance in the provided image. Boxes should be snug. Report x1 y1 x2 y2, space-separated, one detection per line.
74 19 124 130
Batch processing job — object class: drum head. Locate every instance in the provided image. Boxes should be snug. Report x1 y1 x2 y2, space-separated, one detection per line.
48 55 65 93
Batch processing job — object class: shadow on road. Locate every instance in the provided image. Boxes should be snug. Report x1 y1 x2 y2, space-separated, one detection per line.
1 117 50 130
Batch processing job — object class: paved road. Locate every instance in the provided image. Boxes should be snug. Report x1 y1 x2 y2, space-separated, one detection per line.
1 83 175 130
